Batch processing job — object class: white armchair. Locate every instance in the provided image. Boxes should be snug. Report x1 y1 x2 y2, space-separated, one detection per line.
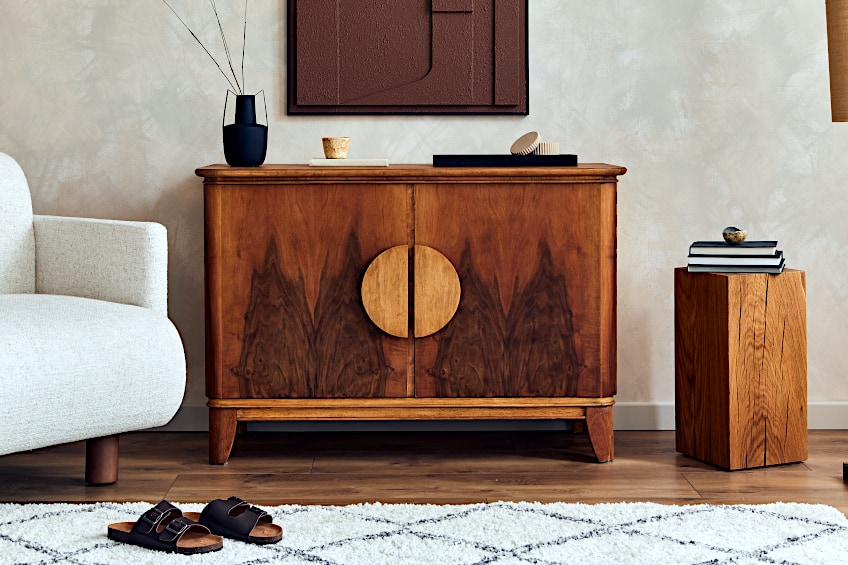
0 152 186 485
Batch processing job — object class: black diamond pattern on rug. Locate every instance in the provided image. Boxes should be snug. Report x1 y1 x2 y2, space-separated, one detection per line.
0 501 847 564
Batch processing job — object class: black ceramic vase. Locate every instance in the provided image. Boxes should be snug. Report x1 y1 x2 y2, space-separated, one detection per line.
223 93 268 167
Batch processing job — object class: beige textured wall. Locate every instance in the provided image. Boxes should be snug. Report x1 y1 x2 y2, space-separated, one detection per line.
0 1 844 427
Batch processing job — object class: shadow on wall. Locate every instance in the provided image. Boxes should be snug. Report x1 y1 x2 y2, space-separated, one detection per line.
156 173 206 405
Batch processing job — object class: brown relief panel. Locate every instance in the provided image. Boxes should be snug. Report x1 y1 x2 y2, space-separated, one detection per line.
413 183 617 398
204 183 410 399
288 0 527 114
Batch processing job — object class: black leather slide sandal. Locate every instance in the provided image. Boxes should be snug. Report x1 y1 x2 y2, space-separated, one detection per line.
107 500 223 554
184 496 283 544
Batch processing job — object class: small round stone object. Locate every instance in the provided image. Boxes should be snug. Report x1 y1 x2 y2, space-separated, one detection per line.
722 226 747 245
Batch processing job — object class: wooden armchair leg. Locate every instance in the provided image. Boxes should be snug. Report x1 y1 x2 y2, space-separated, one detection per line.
85 434 119 486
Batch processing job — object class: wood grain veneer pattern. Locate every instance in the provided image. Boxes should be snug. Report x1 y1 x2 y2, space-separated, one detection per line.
419 242 583 397
413 181 617 399
204 182 410 401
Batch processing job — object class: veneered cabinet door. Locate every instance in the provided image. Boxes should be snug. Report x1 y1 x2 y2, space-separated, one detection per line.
205 182 410 399
413 182 617 398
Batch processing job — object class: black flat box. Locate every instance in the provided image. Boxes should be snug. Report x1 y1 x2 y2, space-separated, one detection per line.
433 154 578 167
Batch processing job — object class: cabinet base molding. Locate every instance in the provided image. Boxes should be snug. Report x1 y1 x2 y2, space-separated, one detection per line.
207 397 615 465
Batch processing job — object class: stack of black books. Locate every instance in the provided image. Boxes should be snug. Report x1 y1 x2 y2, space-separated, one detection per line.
687 240 785 273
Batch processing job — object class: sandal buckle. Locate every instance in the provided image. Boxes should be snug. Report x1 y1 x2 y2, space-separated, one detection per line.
142 506 165 527
164 517 190 537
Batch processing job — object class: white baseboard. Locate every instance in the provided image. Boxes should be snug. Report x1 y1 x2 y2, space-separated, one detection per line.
806 402 848 429
613 401 848 430
613 402 676 430
156 402 848 432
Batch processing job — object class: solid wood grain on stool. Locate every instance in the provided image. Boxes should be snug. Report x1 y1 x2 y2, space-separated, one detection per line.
674 268 807 470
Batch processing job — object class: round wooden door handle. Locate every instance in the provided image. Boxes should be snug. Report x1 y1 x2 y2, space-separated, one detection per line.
413 245 461 338
361 245 461 338
361 245 409 338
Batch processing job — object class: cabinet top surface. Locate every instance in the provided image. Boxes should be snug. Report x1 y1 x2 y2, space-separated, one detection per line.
196 163 627 183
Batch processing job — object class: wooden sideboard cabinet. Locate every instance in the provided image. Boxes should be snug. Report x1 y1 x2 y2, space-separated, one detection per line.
196 164 626 464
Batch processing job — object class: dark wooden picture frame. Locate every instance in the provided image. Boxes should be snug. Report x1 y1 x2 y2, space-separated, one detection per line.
287 0 528 115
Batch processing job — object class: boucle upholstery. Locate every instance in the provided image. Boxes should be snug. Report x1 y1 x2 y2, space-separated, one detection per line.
0 295 185 455
0 153 35 294
34 216 168 315
0 151 185 474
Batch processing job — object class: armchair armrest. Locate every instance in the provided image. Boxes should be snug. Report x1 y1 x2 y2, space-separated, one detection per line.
33 215 169 315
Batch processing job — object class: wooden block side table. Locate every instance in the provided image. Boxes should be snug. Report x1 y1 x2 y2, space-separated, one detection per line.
674 268 807 470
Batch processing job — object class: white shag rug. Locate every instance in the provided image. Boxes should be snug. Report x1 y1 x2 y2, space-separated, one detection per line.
1 501 847 565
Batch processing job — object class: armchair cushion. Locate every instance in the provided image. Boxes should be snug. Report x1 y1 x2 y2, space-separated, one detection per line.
33 215 168 315
0 294 186 456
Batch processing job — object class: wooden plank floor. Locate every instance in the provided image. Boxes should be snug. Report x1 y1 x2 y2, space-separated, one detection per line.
1 430 847 514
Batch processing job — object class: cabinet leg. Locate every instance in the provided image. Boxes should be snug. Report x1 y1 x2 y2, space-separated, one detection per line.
586 406 614 463
209 408 238 465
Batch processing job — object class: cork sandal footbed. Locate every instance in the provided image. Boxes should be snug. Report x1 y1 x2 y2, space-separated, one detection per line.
107 522 223 554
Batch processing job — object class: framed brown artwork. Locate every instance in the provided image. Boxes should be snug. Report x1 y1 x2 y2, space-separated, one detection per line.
287 0 528 115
